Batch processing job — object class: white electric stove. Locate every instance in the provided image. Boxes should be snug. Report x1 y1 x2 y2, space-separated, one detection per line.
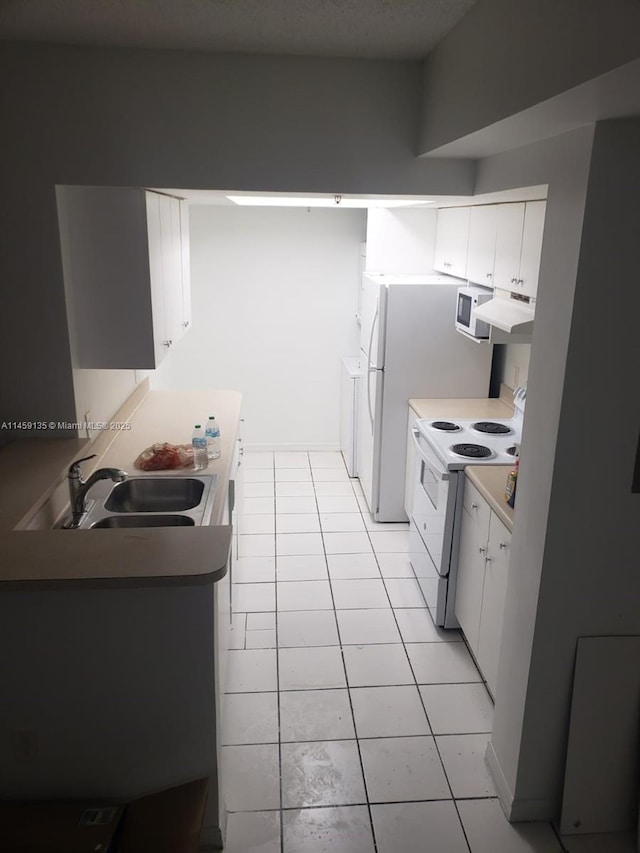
409 389 525 628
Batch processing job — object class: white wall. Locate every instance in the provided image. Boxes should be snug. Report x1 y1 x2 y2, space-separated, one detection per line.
501 344 531 390
473 127 609 820
491 118 640 821
0 42 475 440
152 205 365 449
419 0 640 154
364 208 437 273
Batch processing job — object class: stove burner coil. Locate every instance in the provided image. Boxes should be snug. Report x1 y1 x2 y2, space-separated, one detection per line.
430 421 461 432
450 443 493 459
471 421 512 435
505 445 518 456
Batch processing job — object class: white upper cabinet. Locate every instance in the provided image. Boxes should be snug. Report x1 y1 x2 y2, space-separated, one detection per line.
179 199 192 333
518 201 546 299
57 186 191 369
436 199 546 302
466 205 498 287
434 207 470 278
493 201 546 299
158 192 186 351
493 203 526 291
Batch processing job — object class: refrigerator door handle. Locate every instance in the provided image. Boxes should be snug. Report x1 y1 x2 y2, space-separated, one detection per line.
365 301 380 430
366 302 380 369
367 365 376 429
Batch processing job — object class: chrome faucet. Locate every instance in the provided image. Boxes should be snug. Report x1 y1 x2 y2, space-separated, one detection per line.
65 454 127 528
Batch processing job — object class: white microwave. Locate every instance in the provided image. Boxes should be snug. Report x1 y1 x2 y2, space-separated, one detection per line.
455 285 492 339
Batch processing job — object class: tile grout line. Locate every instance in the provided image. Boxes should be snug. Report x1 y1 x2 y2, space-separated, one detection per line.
271 455 286 853
359 495 477 853
238 454 494 850
310 455 380 853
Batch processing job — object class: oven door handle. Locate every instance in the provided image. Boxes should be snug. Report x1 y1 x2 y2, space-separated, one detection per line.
412 428 450 481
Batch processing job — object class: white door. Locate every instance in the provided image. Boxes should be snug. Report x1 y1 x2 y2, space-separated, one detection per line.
518 200 546 299
493 202 525 291
466 205 498 287
477 515 511 697
179 199 192 331
434 207 470 278
145 192 168 366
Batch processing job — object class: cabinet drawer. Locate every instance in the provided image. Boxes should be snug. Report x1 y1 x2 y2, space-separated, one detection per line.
462 480 491 530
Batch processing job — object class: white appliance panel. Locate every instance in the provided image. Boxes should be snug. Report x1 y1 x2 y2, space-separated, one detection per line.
340 358 363 477
409 520 447 625
357 274 492 521
359 276 381 364
357 363 374 511
377 283 491 521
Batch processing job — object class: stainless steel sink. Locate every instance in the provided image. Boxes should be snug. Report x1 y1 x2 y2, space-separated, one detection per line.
91 514 196 529
64 473 218 530
105 477 205 513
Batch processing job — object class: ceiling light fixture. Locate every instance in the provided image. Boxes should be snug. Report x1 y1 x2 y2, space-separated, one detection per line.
225 195 432 208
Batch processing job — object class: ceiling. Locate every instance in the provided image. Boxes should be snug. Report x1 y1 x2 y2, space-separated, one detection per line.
0 0 477 60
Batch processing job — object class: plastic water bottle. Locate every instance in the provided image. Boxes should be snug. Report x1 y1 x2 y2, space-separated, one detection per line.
192 425 208 470
205 416 221 460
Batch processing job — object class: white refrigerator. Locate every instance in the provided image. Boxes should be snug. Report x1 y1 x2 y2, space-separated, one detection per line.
357 274 493 522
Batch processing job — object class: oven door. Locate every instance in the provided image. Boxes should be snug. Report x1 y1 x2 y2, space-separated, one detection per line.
410 428 457 579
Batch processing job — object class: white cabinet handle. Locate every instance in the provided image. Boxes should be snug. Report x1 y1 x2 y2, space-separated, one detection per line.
499 541 508 550
479 546 486 554
471 503 478 509
163 340 172 347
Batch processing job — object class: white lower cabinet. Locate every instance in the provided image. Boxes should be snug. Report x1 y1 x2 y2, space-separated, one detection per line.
455 479 512 697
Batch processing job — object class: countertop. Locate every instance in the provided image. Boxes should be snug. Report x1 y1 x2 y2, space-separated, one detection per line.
408 391 514 421
0 387 241 588
465 466 516 532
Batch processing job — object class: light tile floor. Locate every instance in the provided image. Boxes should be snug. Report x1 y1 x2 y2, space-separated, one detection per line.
221 450 566 853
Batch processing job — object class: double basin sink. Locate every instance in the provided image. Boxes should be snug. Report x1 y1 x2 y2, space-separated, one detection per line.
74 474 218 529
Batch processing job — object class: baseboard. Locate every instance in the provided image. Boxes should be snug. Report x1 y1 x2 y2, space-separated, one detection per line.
486 740 515 817
485 741 555 822
244 443 342 452
199 824 223 850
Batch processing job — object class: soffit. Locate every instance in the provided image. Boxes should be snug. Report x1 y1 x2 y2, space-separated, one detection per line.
0 0 477 60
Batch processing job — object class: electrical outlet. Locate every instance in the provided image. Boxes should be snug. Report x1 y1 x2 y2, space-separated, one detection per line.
12 729 38 761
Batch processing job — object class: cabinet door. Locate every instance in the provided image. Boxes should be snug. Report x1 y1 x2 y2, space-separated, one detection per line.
454 482 491 655
517 200 546 299
179 199 192 333
434 207 470 277
493 203 525 291
466 205 498 287
159 194 184 349
477 514 511 697
404 411 417 518
145 192 169 366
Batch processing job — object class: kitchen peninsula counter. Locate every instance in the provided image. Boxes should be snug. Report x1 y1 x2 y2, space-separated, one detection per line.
0 386 241 588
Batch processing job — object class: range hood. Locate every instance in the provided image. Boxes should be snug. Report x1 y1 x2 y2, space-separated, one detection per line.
472 294 535 334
